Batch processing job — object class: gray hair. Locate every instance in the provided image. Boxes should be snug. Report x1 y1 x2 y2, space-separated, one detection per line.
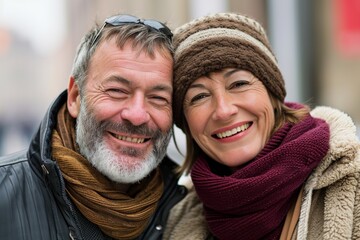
70 19 173 95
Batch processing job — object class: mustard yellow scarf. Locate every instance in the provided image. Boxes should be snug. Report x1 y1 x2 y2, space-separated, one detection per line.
51 104 164 239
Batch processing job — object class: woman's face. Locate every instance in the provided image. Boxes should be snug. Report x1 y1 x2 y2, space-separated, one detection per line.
183 69 275 167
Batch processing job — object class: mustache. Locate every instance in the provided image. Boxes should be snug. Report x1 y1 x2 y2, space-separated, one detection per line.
100 119 158 137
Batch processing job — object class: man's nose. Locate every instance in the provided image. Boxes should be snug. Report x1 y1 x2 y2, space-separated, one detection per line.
120 93 150 126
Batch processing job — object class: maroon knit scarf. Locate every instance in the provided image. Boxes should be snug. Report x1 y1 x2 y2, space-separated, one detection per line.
191 112 330 240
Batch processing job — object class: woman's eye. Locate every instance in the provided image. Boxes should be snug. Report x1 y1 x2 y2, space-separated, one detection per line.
229 80 248 89
190 93 209 103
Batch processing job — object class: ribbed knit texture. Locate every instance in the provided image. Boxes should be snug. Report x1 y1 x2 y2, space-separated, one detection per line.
191 110 330 240
173 12 286 131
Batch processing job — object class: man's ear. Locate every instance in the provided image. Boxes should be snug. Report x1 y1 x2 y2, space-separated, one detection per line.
67 76 81 118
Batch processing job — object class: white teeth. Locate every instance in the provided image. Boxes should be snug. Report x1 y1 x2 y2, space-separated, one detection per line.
216 123 250 139
116 135 145 143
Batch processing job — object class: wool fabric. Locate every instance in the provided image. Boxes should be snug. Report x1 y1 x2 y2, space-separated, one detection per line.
173 12 286 131
191 108 330 240
51 104 163 240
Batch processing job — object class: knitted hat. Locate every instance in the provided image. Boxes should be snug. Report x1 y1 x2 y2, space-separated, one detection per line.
173 12 286 131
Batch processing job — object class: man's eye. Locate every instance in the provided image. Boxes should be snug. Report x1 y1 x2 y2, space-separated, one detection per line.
150 95 170 105
106 88 127 98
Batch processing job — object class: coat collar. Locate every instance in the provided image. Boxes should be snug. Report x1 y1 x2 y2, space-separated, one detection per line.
28 90 68 185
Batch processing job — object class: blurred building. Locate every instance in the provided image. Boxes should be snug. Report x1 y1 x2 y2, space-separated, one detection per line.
0 0 359 161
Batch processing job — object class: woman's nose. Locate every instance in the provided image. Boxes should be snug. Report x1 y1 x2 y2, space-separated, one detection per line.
212 94 238 121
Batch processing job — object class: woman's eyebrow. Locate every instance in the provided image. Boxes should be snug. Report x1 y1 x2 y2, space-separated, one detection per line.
223 69 241 78
188 83 206 90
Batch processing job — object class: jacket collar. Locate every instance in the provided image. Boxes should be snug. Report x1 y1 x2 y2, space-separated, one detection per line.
28 90 68 183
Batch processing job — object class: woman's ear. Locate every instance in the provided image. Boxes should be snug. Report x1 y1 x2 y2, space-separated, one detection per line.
67 76 81 118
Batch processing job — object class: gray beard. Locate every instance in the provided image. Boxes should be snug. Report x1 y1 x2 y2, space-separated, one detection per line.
75 97 171 183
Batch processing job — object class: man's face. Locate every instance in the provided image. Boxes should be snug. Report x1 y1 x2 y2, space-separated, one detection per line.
68 38 173 183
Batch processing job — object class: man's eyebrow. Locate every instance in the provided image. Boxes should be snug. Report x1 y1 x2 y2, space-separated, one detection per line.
104 76 130 85
152 84 173 94
104 76 172 93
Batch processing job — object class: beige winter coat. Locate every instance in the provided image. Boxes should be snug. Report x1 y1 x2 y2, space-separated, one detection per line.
164 106 360 240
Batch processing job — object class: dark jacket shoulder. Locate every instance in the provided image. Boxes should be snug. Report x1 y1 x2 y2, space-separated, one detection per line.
0 90 187 240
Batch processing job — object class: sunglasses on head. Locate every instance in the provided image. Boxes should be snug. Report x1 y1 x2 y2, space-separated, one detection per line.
90 14 173 47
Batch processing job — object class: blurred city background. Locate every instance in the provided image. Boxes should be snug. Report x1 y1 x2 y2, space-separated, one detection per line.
0 0 359 164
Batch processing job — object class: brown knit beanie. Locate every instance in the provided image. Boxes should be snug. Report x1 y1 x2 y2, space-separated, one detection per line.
173 12 286 131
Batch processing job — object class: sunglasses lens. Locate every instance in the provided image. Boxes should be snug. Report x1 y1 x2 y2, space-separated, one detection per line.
144 20 173 39
106 15 138 25
91 15 172 47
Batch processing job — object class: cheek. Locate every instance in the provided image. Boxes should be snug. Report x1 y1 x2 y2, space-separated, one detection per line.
153 108 173 131
245 90 273 114
184 108 203 136
185 108 212 154
86 100 123 123
255 95 275 137
263 105 275 136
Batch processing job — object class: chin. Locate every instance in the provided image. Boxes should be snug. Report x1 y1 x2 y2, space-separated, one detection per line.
101 154 159 184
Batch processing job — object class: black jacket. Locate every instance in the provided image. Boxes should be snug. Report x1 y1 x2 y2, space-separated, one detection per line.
0 91 187 240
